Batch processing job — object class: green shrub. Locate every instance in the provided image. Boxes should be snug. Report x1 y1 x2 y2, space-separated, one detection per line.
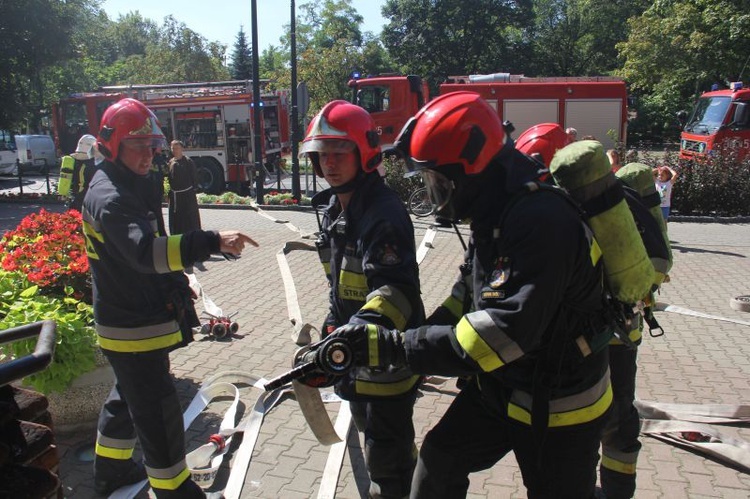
669 147 750 216
383 156 421 201
0 271 97 394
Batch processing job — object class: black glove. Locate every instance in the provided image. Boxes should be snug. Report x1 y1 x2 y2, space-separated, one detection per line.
328 323 406 368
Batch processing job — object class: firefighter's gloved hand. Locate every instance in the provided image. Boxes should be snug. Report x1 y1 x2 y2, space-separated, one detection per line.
328 323 407 368
294 348 338 388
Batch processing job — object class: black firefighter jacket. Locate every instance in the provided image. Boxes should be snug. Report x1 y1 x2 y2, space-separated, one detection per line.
82 160 220 353
404 158 612 429
313 173 425 400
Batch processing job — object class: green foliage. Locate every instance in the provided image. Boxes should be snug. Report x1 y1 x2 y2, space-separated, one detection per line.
0 0 82 129
196 191 312 206
383 156 421 202
382 0 530 85
271 0 395 112
231 27 253 80
0 271 97 394
616 0 750 140
668 149 750 217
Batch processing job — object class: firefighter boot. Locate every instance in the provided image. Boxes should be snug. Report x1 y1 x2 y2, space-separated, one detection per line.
94 459 146 496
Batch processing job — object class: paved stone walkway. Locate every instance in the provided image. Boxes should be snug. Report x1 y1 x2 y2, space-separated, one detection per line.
1 201 749 498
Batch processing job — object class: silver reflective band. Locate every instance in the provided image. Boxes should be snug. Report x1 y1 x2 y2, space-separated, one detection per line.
299 138 356 157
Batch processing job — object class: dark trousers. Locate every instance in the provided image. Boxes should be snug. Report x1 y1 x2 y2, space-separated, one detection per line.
351 394 418 499
412 381 608 499
95 349 202 498
600 345 641 499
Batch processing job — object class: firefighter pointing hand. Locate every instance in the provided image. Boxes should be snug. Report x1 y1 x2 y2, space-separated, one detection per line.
83 98 258 498
325 92 613 498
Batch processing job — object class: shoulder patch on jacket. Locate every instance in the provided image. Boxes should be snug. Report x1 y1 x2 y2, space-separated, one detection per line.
375 243 402 266
488 256 511 289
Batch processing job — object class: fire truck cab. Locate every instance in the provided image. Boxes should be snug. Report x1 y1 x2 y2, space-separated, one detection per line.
349 72 629 150
679 82 750 161
52 80 290 194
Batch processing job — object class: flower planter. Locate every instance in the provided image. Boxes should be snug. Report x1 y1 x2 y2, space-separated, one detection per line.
45 351 113 434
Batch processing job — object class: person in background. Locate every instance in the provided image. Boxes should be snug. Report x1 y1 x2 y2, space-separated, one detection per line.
654 165 678 222
68 134 103 212
607 149 623 173
565 127 578 143
84 98 257 498
300 101 425 499
167 140 201 236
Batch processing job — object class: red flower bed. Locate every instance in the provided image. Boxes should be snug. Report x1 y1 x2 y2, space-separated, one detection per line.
0 209 90 300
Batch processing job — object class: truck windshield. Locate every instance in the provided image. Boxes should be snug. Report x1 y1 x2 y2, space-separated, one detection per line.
686 96 731 134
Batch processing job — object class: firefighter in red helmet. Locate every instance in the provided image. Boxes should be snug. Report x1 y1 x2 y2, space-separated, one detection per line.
324 92 612 498
83 98 257 497
515 122 569 167
300 100 425 498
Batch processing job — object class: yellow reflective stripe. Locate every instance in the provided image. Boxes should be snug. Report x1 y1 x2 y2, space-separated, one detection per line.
148 467 191 491
590 237 602 266
360 295 408 331
455 316 504 372
166 235 182 271
355 375 420 396
507 383 612 427
83 220 104 243
97 330 183 353
338 270 368 301
601 454 638 475
95 442 134 460
367 324 380 366
322 262 331 276
443 295 463 319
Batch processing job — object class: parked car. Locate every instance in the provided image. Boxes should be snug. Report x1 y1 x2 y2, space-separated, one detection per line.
0 141 17 175
14 135 57 173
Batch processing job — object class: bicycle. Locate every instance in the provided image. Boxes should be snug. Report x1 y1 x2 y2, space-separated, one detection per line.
407 186 435 217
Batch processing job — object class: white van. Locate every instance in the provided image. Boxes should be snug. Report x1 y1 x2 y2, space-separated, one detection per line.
14 135 57 173
0 141 17 175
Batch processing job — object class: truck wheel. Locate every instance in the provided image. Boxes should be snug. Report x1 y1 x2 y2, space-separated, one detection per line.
730 295 750 313
195 157 225 194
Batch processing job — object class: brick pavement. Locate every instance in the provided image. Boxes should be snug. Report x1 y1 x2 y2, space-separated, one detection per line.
1 201 749 498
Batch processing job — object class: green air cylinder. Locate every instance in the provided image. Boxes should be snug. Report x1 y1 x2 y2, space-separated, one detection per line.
550 141 654 304
58 155 74 196
616 162 673 283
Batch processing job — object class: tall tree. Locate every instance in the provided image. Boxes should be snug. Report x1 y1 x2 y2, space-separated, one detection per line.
116 15 229 84
617 0 750 138
0 0 84 130
270 0 392 112
381 0 533 89
230 27 253 80
519 0 649 77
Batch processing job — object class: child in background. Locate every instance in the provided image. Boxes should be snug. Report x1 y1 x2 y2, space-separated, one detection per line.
654 165 678 222
606 149 622 173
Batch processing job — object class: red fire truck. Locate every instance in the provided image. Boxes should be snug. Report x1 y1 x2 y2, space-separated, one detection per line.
679 82 750 161
348 72 629 150
51 80 290 193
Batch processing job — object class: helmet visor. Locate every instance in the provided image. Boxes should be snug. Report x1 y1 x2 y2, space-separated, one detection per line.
120 136 168 154
420 169 454 213
299 138 356 158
